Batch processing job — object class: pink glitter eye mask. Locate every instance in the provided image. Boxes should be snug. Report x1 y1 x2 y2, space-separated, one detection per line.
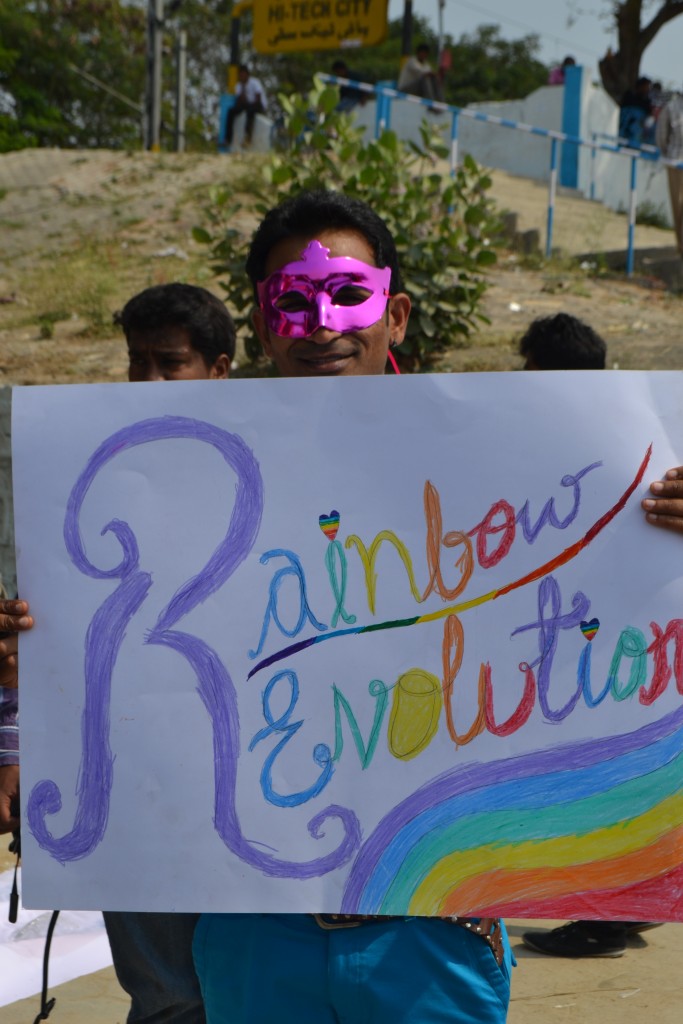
257 239 392 339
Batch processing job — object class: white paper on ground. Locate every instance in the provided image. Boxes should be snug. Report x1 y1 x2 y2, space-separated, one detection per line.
0 868 112 1008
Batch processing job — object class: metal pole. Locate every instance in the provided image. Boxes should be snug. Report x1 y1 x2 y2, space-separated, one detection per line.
590 132 596 201
546 137 558 258
175 29 187 153
144 0 153 147
228 2 253 93
229 13 241 93
152 0 164 150
450 111 459 175
376 89 389 137
145 0 164 150
437 0 445 61
627 155 638 277
402 1 413 60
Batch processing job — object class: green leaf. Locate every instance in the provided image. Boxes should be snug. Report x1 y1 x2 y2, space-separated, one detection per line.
271 164 293 185
476 249 498 266
319 87 340 114
419 313 437 338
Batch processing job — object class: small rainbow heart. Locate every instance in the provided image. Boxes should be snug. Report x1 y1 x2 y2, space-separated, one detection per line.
319 510 340 542
580 618 600 642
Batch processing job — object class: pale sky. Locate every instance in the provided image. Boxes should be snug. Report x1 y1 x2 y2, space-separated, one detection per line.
387 0 683 89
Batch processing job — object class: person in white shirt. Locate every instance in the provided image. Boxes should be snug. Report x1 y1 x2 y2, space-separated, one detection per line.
397 42 443 102
656 90 683 255
226 64 267 148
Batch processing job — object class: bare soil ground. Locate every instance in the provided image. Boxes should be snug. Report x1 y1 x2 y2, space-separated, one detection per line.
0 147 682 385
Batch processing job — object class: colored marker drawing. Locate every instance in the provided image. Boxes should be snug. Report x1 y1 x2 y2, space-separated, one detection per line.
11 372 683 917
247 448 648 680
340 707 683 919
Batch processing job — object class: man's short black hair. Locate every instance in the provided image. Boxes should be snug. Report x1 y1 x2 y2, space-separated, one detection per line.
519 313 606 370
332 60 348 74
245 190 404 299
416 42 430 55
114 283 236 365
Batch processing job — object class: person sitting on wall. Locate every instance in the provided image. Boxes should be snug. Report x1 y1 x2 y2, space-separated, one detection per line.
397 42 444 103
548 55 576 86
226 64 267 150
331 60 368 113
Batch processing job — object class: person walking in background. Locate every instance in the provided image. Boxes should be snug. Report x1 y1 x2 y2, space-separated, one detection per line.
397 42 444 102
225 65 267 150
656 88 683 255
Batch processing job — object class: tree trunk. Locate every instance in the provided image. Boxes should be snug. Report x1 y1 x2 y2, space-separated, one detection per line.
598 1 683 104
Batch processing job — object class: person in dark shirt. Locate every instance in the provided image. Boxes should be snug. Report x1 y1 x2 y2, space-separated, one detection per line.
619 76 653 146
331 59 367 113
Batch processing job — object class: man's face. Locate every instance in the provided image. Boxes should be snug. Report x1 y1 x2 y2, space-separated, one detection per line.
127 325 230 382
252 228 410 378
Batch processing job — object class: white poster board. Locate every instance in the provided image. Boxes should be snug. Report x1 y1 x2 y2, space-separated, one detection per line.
12 372 683 919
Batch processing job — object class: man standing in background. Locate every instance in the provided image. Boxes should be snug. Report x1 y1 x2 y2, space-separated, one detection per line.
656 89 683 256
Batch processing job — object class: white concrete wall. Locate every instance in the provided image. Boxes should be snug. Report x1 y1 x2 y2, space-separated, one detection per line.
229 112 272 152
350 78 673 230
352 86 564 180
459 88 564 181
575 76 672 226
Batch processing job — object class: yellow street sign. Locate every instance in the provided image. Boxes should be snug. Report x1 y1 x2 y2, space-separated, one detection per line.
253 0 388 54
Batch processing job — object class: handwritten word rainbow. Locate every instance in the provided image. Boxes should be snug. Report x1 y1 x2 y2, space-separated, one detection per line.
248 445 652 680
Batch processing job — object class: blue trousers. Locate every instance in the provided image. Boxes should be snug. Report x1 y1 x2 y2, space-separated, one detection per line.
193 913 512 1023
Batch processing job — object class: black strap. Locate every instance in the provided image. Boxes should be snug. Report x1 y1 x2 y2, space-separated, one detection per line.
8 829 20 924
32 910 59 1023
7 830 59 1021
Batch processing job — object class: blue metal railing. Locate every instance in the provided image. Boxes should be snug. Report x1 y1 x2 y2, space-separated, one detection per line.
320 75 683 274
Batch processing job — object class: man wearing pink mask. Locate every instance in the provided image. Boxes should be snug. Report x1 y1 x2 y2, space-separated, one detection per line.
249 192 411 379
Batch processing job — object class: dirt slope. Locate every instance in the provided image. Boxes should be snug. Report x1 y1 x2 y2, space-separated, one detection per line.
0 147 682 384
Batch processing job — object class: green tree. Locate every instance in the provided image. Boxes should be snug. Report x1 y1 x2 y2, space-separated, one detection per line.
0 1 146 151
0 1 238 152
446 25 548 106
598 1 683 102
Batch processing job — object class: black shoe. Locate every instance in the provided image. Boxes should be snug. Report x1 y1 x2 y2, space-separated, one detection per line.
522 921 626 958
624 921 663 935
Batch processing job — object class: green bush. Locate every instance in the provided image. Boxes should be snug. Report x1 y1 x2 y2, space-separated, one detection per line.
635 200 669 230
195 79 500 372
